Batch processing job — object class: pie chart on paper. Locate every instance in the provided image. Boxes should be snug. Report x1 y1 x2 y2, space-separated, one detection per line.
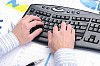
80 0 100 11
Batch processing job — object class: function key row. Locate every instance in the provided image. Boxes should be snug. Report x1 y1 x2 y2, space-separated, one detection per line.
35 10 51 17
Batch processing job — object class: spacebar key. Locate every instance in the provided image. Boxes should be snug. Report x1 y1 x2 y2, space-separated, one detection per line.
37 37 48 43
40 32 48 38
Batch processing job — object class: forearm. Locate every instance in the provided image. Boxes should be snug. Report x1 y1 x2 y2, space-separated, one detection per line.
0 32 19 57
54 48 77 66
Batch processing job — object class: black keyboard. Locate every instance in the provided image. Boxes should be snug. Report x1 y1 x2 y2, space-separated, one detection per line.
23 4 100 50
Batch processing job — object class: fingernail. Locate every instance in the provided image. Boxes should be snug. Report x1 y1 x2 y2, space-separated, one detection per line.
54 23 57 26
39 28 43 30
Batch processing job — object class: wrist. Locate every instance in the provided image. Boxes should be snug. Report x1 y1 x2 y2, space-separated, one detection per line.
11 31 20 45
54 48 74 55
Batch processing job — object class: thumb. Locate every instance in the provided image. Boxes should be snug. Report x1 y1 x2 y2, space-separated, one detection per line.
29 28 42 40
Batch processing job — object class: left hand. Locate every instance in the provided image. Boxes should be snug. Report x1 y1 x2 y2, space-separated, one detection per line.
12 15 44 45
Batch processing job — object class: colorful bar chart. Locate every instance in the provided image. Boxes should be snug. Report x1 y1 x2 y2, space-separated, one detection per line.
6 0 28 12
7 0 19 7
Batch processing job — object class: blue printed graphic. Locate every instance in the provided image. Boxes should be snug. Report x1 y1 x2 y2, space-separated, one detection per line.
7 0 19 7
0 19 3 29
8 22 15 33
80 0 100 11
0 20 3 22
0 26 2 29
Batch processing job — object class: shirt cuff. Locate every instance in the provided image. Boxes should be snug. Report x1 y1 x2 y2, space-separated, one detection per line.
54 48 77 66
0 32 20 54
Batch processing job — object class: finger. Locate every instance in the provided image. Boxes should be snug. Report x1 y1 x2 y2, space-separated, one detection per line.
29 28 43 39
48 31 52 45
72 28 75 41
53 25 58 35
60 22 66 31
24 15 41 22
66 24 72 33
28 21 44 29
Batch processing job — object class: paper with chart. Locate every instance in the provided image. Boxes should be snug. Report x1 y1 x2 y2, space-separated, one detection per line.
11 42 48 66
10 46 100 66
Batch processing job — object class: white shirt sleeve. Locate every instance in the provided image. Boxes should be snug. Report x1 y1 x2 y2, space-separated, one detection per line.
54 48 78 66
0 32 19 57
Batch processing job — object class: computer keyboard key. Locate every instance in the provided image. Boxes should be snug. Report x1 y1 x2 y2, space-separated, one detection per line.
42 6 45 8
90 35 96 39
91 18 96 22
49 19 54 22
76 36 82 40
51 6 64 12
97 19 100 23
80 26 87 30
76 30 85 33
85 18 90 22
46 13 51 17
88 27 93 31
45 22 49 25
67 10 70 13
45 18 50 22
56 15 61 19
35 37 48 44
52 14 57 18
35 10 40 14
93 28 98 32
30 8 35 12
40 32 48 38
75 26 80 29
49 23 54 26
75 33 84 37
76 11 80 14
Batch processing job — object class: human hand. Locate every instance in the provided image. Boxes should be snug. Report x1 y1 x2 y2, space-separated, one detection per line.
12 15 44 45
48 22 75 54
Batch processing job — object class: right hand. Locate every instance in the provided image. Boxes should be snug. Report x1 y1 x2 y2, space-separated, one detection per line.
48 22 75 54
